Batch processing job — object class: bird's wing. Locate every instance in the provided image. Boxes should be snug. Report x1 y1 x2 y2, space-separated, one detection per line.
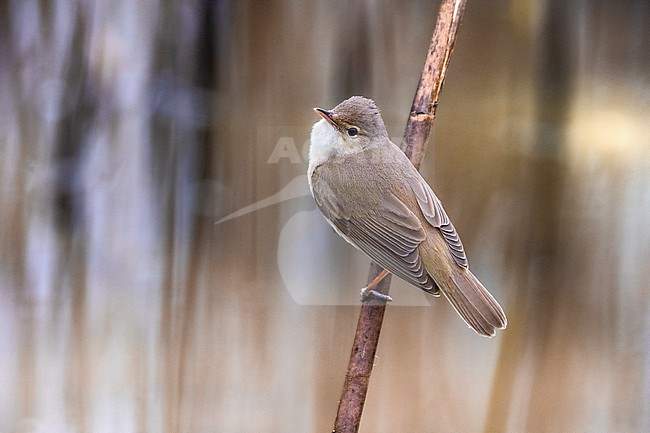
314 185 438 292
406 174 468 268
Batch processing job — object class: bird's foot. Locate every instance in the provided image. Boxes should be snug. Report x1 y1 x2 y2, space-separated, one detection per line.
360 289 393 303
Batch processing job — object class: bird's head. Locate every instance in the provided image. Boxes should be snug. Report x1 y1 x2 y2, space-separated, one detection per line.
310 96 389 161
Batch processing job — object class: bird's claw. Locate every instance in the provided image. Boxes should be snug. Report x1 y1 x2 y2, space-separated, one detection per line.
360 289 393 303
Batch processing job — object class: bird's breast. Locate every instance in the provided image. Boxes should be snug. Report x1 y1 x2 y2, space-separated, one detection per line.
311 150 390 213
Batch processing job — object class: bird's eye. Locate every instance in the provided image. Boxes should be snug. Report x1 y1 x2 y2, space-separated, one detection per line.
347 127 359 137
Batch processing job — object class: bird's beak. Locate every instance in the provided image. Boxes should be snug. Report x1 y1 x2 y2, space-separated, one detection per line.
313 107 338 128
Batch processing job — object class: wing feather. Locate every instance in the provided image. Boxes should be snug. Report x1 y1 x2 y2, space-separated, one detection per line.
323 191 438 293
406 175 468 268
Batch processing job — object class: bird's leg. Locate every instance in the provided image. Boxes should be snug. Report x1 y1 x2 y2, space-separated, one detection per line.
360 269 393 302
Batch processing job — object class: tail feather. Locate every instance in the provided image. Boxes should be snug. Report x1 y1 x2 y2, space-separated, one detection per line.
440 268 507 337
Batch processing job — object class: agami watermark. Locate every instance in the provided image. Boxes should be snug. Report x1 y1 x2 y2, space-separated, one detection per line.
216 127 432 306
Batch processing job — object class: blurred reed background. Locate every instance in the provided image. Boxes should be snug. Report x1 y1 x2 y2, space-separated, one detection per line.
1 0 649 432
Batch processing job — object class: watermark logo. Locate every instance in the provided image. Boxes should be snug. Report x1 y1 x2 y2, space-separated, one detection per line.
216 126 431 306
216 130 310 224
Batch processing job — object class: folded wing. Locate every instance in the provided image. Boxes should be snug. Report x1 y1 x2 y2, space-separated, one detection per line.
313 183 438 294
406 174 468 268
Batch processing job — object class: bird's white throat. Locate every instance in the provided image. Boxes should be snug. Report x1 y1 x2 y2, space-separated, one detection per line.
308 118 341 186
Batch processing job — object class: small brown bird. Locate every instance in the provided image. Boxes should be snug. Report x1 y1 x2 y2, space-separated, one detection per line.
308 96 507 337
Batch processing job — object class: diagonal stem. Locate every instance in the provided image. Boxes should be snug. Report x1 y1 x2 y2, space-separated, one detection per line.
333 1 468 431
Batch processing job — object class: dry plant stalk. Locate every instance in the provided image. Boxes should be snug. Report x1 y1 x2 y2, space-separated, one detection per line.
333 1 468 431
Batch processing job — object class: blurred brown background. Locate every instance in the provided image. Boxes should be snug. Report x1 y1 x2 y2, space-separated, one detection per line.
1 0 649 432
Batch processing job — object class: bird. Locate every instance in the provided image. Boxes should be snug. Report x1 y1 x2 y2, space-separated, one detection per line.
308 95 507 337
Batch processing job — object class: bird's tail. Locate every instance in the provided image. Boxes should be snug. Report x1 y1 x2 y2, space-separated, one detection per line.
440 267 507 337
